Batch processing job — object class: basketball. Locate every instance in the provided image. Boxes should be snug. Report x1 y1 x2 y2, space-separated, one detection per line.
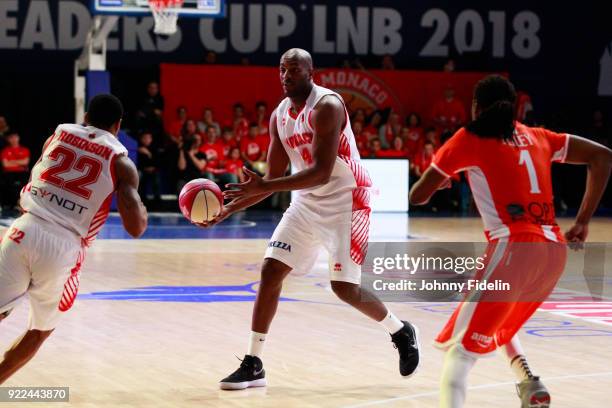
178 178 224 223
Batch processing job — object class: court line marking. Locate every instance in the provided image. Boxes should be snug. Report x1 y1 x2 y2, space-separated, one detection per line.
342 371 612 408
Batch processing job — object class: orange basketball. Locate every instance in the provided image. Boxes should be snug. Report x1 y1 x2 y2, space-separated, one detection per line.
178 178 223 223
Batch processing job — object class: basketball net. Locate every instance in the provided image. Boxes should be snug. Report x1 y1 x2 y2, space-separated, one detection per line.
148 0 183 35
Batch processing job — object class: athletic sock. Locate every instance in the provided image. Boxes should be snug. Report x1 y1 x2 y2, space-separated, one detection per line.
510 355 535 381
247 331 266 358
502 336 535 381
378 310 404 334
440 345 477 408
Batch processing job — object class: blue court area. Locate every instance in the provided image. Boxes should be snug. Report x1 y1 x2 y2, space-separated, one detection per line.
96 211 412 240
98 211 284 239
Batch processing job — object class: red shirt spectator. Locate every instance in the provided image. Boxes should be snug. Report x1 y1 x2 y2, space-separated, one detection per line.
240 125 267 163
255 101 270 138
225 147 245 182
413 142 436 177
431 86 466 131
353 122 370 157
368 139 383 158
380 112 402 147
220 128 238 157
232 103 249 141
168 106 187 141
199 127 224 169
402 127 424 159
376 137 408 158
225 157 243 174
1 133 30 172
257 132 271 154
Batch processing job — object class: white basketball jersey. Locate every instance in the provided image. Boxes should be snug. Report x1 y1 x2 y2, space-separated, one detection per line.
20 124 127 244
275 85 372 215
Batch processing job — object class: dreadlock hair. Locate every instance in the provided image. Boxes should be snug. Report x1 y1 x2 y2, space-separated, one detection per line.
466 75 517 140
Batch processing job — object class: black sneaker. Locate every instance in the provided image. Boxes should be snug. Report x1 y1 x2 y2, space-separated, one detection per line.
390 321 420 377
219 355 267 390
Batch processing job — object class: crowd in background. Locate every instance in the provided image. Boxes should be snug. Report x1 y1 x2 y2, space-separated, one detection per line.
1 60 611 215
122 77 559 213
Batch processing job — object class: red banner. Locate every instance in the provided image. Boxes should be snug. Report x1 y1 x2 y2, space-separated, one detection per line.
160 64 499 128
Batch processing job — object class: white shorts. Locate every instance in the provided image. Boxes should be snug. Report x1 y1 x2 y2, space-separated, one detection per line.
264 201 371 284
0 213 84 331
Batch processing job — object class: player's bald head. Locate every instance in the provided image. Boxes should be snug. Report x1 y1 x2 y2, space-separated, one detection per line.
279 48 314 98
281 48 313 70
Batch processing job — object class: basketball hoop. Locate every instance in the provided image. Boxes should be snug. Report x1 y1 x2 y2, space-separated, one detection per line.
148 0 183 35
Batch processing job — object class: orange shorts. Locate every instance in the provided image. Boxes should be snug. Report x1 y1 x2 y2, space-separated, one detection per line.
434 233 567 356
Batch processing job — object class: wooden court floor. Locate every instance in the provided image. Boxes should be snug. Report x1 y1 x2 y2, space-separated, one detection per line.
1 217 611 407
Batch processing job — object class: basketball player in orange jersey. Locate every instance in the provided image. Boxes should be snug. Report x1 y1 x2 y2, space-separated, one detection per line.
0 94 148 384
410 75 612 408
205 48 419 390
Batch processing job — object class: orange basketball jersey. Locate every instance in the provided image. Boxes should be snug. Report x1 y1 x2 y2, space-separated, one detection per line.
431 122 569 241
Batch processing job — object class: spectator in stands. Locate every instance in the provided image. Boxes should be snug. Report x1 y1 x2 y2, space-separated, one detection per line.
351 108 366 126
220 127 238 157
377 136 408 158
255 101 269 136
240 124 267 171
424 126 441 147
199 127 241 186
181 119 200 144
368 139 383 158
431 85 466 132
224 147 245 183
381 55 396 70
353 121 370 157
168 106 187 142
177 134 207 190
200 126 225 165
137 131 161 206
255 101 271 151
197 107 221 135
232 103 249 141
364 111 383 138
411 140 435 179
404 113 425 159
1 132 30 213
379 112 402 148
137 81 165 137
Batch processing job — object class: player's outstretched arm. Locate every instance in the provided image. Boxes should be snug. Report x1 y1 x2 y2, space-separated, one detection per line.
199 110 290 227
563 136 612 245
114 155 148 238
409 167 451 205
224 95 342 199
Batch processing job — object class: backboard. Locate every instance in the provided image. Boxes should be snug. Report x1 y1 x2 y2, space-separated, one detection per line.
91 0 225 17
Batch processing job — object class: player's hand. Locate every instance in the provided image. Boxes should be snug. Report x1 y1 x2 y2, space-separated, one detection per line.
564 222 588 250
223 167 266 199
192 206 232 228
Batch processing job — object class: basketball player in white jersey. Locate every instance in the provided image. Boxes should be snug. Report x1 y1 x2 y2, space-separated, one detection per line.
206 49 419 390
0 94 147 384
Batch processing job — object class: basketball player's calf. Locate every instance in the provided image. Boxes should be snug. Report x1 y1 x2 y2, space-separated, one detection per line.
330 281 420 378
0 329 53 384
219 259 290 390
